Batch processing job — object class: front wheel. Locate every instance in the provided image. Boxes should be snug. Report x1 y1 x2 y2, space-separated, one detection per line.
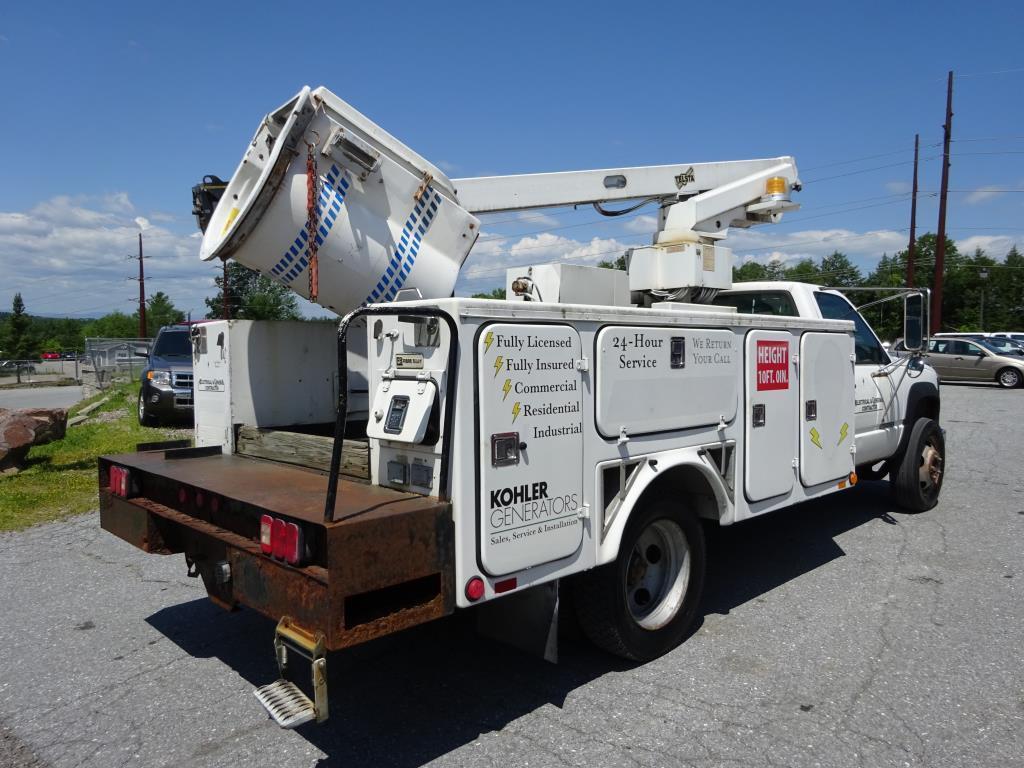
573 498 706 661
137 389 155 427
892 417 945 512
996 367 1022 388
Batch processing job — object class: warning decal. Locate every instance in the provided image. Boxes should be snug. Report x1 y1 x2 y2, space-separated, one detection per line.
756 340 789 391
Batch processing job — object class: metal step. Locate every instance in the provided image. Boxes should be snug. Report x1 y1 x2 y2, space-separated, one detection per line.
254 679 316 729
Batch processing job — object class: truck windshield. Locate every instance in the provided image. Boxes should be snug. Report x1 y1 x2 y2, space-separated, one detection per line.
153 331 190 357
813 292 889 365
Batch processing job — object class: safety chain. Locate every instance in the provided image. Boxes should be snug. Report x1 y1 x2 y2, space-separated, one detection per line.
306 140 320 302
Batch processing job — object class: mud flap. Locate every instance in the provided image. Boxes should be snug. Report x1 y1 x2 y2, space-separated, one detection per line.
476 581 559 663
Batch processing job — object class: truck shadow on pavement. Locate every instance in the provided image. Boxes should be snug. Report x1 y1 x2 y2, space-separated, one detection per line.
146 481 898 768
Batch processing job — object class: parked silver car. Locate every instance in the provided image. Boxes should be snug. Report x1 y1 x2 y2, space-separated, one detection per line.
923 337 1024 388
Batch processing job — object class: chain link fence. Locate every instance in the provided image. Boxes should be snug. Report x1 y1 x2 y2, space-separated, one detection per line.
84 338 153 390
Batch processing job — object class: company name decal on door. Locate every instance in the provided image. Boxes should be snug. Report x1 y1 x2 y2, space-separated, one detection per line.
756 340 790 391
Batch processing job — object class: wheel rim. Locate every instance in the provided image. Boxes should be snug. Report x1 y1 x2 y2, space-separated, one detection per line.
624 519 691 630
999 369 1020 387
918 435 944 496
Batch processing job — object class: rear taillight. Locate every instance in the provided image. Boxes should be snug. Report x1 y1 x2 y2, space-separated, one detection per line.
108 466 131 497
260 514 304 565
259 514 273 554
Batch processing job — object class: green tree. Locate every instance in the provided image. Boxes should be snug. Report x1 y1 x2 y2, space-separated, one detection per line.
818 251 862 287
783 258 820 283
597 255 627 271
6 293 32 359
471 288 507 299
145 291 184 335
206 261 300 321
82 312 139 339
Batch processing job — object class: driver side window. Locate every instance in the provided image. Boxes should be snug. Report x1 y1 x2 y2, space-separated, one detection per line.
813 292 889 365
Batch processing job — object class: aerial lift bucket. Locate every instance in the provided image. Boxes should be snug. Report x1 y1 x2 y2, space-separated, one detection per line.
200 86 480 316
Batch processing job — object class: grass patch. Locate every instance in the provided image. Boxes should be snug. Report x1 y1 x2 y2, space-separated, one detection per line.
0 382 185 532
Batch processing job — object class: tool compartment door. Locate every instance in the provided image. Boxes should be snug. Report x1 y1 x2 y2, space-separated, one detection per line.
744 330 797 502
799 332 855 487
477 324 585 576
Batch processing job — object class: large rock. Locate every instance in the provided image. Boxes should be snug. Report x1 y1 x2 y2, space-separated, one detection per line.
0 408 68 474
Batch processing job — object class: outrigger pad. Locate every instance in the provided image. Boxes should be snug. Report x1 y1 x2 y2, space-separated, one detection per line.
254 679 316 729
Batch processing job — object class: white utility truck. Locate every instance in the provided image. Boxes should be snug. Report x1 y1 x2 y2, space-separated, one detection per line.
102 86 943 728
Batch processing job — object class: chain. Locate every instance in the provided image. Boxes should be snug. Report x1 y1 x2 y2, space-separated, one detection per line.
306 141 320 302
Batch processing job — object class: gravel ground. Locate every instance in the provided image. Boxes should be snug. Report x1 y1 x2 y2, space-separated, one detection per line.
0 383 1021 768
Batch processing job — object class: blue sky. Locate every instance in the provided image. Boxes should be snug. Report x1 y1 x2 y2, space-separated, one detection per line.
2 1 1024 318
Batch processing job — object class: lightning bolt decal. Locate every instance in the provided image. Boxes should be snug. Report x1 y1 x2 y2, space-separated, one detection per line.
837 422 849 446
502 378 512 400
493 356 504 377
810 427 822 449
484 331 494 353
511 401 521 423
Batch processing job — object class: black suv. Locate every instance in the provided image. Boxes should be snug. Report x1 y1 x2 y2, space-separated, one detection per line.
138 326 194 426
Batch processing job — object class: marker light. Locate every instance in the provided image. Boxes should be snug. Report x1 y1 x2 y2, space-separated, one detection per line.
765 176 789 196
465 577 485 602
849 472 858 486
494 577 517 594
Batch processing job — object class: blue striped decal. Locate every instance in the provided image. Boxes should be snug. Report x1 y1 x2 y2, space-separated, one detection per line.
364 188 443 303
269 164 351 287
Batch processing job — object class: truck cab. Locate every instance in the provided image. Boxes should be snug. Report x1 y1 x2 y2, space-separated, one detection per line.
713 281 940 473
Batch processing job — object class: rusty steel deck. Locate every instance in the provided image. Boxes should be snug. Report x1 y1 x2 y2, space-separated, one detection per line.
99 450 454 650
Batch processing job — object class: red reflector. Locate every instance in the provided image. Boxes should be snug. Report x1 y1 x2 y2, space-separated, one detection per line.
465 576 485 601
282 522 302 565
195 491 204 508
271 518 287 559
210 496 220 513
178 486 188 505
494 577 517 594
109 466 129 497
259 514 273 554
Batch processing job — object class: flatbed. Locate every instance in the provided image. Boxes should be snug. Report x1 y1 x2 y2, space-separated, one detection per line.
99 447 454 651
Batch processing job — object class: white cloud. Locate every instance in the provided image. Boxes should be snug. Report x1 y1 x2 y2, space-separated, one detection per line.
1 194 211 318
516 211 559 228
964 186 1006 205
956 234 1021 256
622 214 657 234
885 181 911 194
134 216 151 231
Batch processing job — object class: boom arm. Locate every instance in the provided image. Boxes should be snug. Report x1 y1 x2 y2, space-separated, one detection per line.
454 156 800 242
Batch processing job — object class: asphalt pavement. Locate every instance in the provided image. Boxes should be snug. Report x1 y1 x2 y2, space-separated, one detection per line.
0 384 1021 768
0 386 84 411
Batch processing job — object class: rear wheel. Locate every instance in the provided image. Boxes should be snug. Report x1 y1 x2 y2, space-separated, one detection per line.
573 498 706 661
996 367 1022 388
893 417 944 512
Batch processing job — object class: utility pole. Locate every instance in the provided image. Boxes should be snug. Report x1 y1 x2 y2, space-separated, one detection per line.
137 232 147 338
907 134 919 287
932 71 954 333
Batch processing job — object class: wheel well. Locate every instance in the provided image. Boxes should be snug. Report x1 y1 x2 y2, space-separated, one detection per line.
632 463 724 523
913 394 940 422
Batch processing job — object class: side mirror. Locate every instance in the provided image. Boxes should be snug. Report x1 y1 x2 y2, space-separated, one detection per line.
903 292 926 351
134 347 150 358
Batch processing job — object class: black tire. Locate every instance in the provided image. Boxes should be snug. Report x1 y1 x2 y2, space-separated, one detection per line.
573 498 706 661
893 417 945 512
996 367 1022 389
137 389 155 427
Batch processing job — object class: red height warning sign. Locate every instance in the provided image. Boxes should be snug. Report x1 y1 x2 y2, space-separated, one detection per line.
756 340 789 390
